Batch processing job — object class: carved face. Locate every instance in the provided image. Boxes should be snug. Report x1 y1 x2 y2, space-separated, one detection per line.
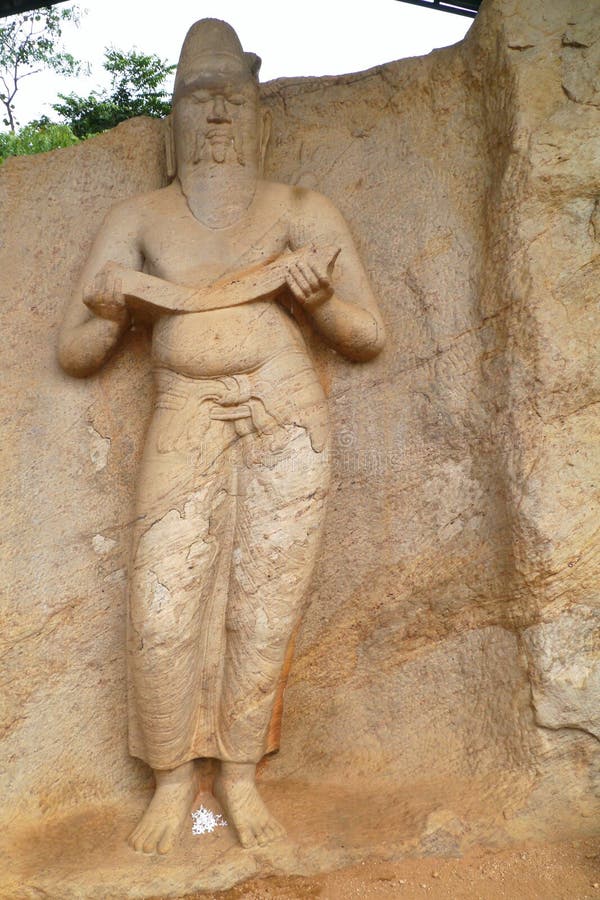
172 75 261 169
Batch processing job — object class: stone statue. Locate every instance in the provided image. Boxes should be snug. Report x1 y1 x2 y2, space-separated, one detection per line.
58 18 385 855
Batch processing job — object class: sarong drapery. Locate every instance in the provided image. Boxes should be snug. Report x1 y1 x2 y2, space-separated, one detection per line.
127 350 330 769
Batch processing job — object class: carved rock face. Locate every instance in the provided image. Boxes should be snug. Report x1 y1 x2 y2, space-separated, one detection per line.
172 77 261 169
1 0 599 896
53 11 385 864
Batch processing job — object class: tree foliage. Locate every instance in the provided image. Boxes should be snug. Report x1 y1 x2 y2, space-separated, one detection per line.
54 48 174 138
0 4 82 132
0 119 78 162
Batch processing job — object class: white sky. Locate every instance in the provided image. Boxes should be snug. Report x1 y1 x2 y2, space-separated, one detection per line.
13 0 472 126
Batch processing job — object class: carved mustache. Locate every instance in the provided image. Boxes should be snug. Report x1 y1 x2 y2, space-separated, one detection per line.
205 126 231 140
193 128 246 165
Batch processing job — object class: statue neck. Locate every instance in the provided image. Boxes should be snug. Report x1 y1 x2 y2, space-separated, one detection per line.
178 163 259 230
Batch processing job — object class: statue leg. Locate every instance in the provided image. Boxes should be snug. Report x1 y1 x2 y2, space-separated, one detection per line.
127 416 238 854
214 424 330 847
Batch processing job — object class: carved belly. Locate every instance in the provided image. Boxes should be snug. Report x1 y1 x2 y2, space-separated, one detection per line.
151 301 303 377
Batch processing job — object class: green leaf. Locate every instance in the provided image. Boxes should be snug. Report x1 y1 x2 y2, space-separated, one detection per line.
0 4 84 123
0 120 79 162
53 46 174 137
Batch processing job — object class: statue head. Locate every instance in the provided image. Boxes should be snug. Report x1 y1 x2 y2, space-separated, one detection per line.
167 19 269 178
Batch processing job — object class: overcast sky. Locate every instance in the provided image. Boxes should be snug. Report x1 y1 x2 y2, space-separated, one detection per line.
13 0 472 126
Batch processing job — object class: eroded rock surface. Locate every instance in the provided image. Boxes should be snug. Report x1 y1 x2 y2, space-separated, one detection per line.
1 0 598 896
525 607 600 740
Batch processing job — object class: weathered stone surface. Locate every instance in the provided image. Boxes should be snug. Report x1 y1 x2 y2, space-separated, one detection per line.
57 18 386 857
525 607 600 739
562 8 600 107
1 0 598 896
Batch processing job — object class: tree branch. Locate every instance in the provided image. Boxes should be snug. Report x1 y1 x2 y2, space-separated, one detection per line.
15 66 43 85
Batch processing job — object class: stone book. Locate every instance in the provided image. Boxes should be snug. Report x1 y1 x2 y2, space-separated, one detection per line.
84 244 340 319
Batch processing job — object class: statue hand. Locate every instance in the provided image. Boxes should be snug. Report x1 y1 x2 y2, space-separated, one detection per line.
284 253 336 311
83 262 130 325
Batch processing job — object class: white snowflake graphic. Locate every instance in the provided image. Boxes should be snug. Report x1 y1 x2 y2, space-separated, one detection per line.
191 805 228 836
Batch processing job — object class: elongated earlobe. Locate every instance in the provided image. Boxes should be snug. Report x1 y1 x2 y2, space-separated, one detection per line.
245 52 261 78
165 115 176 179
260 109 272 175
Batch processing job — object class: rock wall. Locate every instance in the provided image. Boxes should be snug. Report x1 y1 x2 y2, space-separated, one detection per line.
1 0 598 895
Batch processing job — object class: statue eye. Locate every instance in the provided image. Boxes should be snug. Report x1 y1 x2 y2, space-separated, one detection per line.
227 94 246 106
193 91 211 103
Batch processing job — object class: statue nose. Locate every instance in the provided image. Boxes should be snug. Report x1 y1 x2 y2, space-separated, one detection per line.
207 95 231 123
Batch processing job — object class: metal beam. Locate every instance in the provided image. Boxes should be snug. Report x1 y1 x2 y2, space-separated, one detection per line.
0 1 68 17
394 0 480 17
2 0 482 20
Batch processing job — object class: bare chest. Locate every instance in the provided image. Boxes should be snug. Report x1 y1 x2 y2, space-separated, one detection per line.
140 208 291 288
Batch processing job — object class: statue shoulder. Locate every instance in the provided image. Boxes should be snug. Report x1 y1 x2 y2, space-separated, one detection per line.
296 185 347 224
262 181 344 224
99 183 178 234
277 183 349 239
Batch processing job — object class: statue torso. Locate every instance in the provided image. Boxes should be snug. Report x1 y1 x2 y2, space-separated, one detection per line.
136 181 308 379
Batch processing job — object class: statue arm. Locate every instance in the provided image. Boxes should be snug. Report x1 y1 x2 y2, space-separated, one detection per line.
57 203 143 378
288 192 385 362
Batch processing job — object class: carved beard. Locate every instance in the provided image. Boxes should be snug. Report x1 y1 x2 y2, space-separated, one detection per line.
194 128 246 166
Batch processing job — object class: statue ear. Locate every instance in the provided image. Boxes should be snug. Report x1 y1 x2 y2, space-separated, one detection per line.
260 108 272 174
165 114 176 179
245 52 261 78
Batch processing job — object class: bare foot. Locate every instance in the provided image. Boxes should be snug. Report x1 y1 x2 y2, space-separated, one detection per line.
214 761 285 849
129 760 197 854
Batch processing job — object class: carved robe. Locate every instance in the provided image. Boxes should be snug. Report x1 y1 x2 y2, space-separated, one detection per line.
127 348 330 769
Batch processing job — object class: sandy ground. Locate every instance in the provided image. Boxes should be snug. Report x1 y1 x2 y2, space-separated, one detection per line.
6 777 600 898
194 838 600 900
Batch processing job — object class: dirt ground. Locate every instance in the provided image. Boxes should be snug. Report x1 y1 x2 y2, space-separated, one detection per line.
196 838 600 900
